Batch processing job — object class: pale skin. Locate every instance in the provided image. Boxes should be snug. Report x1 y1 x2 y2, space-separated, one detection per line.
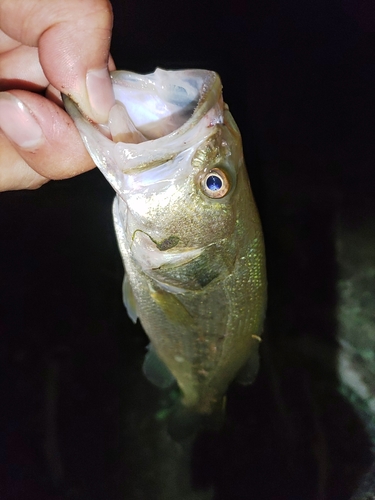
0 0 116 191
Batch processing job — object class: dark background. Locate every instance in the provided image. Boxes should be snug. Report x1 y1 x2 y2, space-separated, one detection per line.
1 0 375 498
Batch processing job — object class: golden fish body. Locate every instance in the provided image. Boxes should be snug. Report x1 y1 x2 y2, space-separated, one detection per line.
64 69 267 417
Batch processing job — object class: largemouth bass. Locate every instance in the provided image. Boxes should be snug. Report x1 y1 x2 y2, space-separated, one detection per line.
64 68 267 433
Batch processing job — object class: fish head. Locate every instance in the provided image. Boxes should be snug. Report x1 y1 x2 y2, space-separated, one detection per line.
121 124 243 253
64 68 246 252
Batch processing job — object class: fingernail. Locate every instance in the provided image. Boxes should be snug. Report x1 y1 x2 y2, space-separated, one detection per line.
0 92 44 150
86 68 115 123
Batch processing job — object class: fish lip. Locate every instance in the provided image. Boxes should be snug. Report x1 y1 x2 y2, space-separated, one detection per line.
63 68 222 144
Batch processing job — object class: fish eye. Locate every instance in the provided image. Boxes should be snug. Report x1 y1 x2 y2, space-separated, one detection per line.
201 168 230 199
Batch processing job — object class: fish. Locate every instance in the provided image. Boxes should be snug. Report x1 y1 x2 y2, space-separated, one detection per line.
64 68 267 436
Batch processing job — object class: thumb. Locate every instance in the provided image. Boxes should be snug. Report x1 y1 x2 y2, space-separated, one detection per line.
0 0 115 122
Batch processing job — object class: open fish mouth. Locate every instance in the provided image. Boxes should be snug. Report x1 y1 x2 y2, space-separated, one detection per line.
63 69 224 195
107 69 204 141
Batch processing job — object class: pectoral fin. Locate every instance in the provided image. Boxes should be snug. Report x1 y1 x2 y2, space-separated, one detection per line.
143 344 176 389
122 274 138 324
150 287 194 326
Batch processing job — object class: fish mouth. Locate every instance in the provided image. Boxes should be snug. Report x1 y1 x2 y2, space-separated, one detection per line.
63 68 224 195
108 69 208 141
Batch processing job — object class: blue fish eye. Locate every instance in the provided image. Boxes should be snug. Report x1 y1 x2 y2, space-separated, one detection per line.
206 174 222 191
201 168 230 199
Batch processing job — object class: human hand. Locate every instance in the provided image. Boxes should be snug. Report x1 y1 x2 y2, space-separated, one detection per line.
0 0 115 191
